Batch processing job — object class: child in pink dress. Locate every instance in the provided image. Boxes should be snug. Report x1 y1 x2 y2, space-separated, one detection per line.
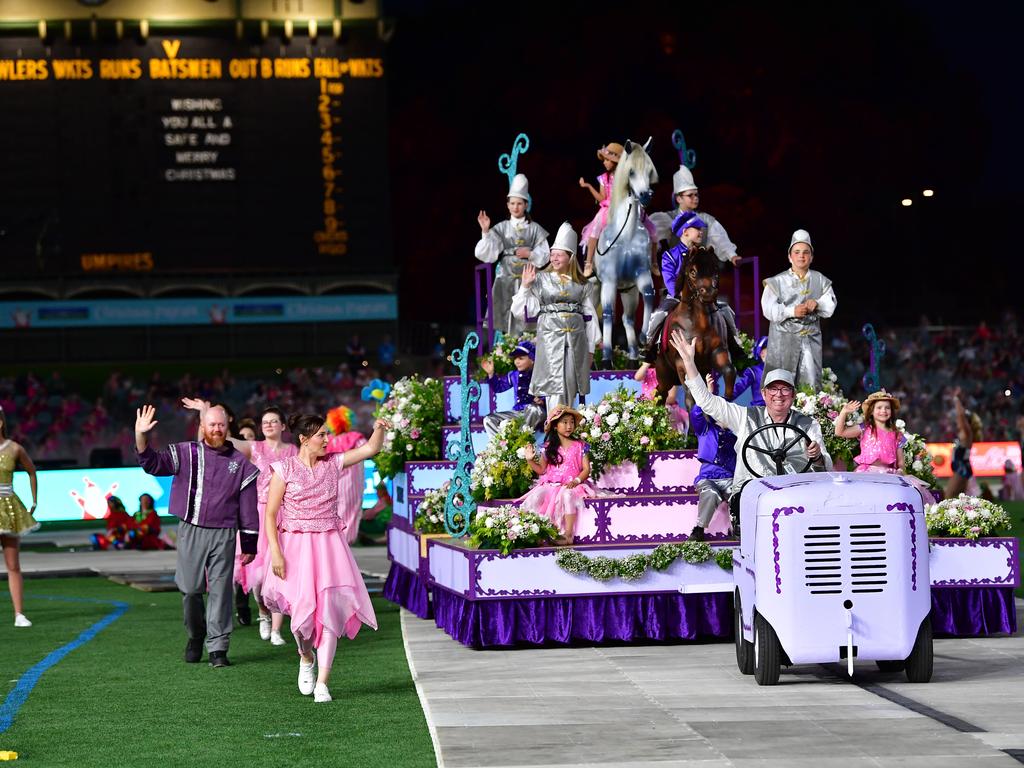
579 142 622 265
834 391 905 473
262 413 387 704
518 405 596 543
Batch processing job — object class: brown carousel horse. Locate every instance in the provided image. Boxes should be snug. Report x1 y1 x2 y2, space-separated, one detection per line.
653 246 745 407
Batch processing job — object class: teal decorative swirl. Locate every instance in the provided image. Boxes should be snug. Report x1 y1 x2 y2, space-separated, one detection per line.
672 128 697 169
861 323 886 392
444 332 481 538
497 133 530 184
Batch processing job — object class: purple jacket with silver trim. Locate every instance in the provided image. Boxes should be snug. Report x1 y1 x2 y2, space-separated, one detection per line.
137 441 260 553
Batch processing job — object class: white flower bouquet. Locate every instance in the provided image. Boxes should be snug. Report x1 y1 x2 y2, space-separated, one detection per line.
925 494 1010 539
374 375 444 478
413 482 465 535
469 417 536 501
575 386 687 479
794 368 858 465
469 504 559 555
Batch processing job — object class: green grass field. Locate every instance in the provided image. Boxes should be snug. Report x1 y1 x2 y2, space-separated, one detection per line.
1002 501 1024 599
0 578 435 768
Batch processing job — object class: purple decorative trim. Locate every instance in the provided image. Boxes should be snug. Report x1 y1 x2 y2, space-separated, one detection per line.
771 506 804 594
593 506 613 541
574 495 700 544
744 566 756 579
384 562 432 619
931 536 1018 586
430 587 732 648
760 479 784 491
886 501 918 591
589 371 640 382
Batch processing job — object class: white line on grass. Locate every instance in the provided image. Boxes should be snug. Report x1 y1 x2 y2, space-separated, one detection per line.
400 609 443 768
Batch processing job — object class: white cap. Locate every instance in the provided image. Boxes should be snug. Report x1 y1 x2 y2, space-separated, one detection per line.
551 221 578 256
507 173 531 203
788 229 813 254
672 165 698 195
761 369 796 389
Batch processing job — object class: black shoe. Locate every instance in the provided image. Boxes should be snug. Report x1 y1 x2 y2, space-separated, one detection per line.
235 586 252 626
689 525 706 542
209 651 231 668
184 638 204 663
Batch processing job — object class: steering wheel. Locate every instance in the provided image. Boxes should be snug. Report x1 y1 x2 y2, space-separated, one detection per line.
740 421 814 479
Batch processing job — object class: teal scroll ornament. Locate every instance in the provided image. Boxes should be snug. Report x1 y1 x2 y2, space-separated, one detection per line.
672 128 697 169
861 323 886 392
497 133 531 211
443 332 481 538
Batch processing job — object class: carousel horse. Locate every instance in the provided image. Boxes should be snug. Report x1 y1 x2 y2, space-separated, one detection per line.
594 138 658 367
654 246 745 406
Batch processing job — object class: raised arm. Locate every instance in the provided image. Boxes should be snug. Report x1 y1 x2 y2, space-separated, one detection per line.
833 401 862 439
135 405 180 476
342 419 389 468
670 329 748 433
182 397 253 458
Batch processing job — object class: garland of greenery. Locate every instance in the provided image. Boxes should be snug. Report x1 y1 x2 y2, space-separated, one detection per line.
555 541 735 582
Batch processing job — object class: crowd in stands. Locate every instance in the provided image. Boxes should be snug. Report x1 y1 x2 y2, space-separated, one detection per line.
5 315 1024 468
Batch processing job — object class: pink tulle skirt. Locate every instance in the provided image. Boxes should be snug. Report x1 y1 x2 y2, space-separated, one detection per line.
518 481 597 534
260 527 377 648
233 531 249 590
854 462 898 474
580 205 610 245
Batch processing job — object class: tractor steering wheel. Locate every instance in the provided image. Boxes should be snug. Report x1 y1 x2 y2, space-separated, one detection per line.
740 421 814 479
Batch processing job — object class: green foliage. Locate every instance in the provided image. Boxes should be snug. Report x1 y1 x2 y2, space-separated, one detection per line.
413 482 464 534
576 386 688 479
469 416 537 501
469 504 560 556
373 375 444 479
555 542 734 582
926 494 1011 539
476 331 537 380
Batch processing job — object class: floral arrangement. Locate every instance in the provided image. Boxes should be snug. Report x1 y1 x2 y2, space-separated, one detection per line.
373 376 444 479
925 494 1010 539
556 541 734 581
477 331 536 380
591 345 633 371
575 386 688 479
733 331 756 373
469 417 537 500
795 368 863 467
897 420 938 488
413 482 465 535
469 504 559 555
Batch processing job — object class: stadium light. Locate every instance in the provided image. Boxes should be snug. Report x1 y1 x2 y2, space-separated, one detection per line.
901 199 913 207
922 189 934 197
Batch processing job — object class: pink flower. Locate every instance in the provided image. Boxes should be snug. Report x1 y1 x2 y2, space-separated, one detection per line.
640 436 650 445
970 526 981 533
827 411 838 419
601 432 611 442
410 428 421 439
593 414 602 426
499 440 507 448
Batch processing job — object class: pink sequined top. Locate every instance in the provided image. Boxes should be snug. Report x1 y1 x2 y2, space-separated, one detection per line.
640 366 659 400
854 427 903 470
251 440 298 505
270 453 347 533
539 440 587 484
597 172 613 210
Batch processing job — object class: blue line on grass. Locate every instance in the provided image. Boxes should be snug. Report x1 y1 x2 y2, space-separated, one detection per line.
0 596 130 733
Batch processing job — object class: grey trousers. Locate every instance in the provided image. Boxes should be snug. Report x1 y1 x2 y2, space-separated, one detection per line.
696 477 732 528
175 522 236 653
483 404 545 436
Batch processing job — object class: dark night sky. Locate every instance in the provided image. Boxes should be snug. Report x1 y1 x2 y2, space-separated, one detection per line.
383 0 1022 330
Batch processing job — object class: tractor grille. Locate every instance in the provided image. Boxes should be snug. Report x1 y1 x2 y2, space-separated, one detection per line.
802 523 888 595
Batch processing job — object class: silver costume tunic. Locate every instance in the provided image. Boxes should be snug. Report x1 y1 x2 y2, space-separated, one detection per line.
761 269 837 391
511 272 599 408
474 218 550 335
685 374 833 497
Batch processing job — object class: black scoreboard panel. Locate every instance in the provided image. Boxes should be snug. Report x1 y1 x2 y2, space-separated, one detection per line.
0 35 390 276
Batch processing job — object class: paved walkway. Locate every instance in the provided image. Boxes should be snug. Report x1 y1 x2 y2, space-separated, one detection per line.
401 602 1024 768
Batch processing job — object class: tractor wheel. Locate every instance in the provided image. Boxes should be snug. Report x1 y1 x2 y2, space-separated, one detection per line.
904 615 934 683
875 660 905 673
734 589 754 675
753 612 781 686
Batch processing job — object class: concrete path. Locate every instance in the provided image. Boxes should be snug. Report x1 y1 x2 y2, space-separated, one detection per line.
401 602 1024 768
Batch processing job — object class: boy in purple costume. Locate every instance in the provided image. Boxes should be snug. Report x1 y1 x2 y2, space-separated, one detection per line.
689 373 738 542
732 336 769 407
642 211 706 361
481 340 546 436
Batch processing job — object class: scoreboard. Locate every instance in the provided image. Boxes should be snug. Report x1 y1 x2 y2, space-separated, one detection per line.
0 34 391 276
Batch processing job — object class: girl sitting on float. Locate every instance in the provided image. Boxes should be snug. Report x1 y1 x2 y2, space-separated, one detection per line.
578 142 622 265
520 405 597 544
833 391 904 473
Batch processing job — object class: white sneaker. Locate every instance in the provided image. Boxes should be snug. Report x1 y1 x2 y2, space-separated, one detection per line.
270 630 286 646
313 683 332 703
14 614 31 628
258 615 272 641
297 654 316 695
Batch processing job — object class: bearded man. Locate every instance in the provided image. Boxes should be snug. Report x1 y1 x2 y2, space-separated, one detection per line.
135 403 259 668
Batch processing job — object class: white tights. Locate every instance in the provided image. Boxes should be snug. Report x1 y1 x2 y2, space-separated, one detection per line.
297 629 339 685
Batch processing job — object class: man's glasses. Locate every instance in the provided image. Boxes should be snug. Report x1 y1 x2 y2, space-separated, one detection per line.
764 386 794 395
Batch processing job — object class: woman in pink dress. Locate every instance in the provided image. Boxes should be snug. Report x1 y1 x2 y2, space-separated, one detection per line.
262 413 386 704
833 391 904 473
184 400 297 645
519 405 596 543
